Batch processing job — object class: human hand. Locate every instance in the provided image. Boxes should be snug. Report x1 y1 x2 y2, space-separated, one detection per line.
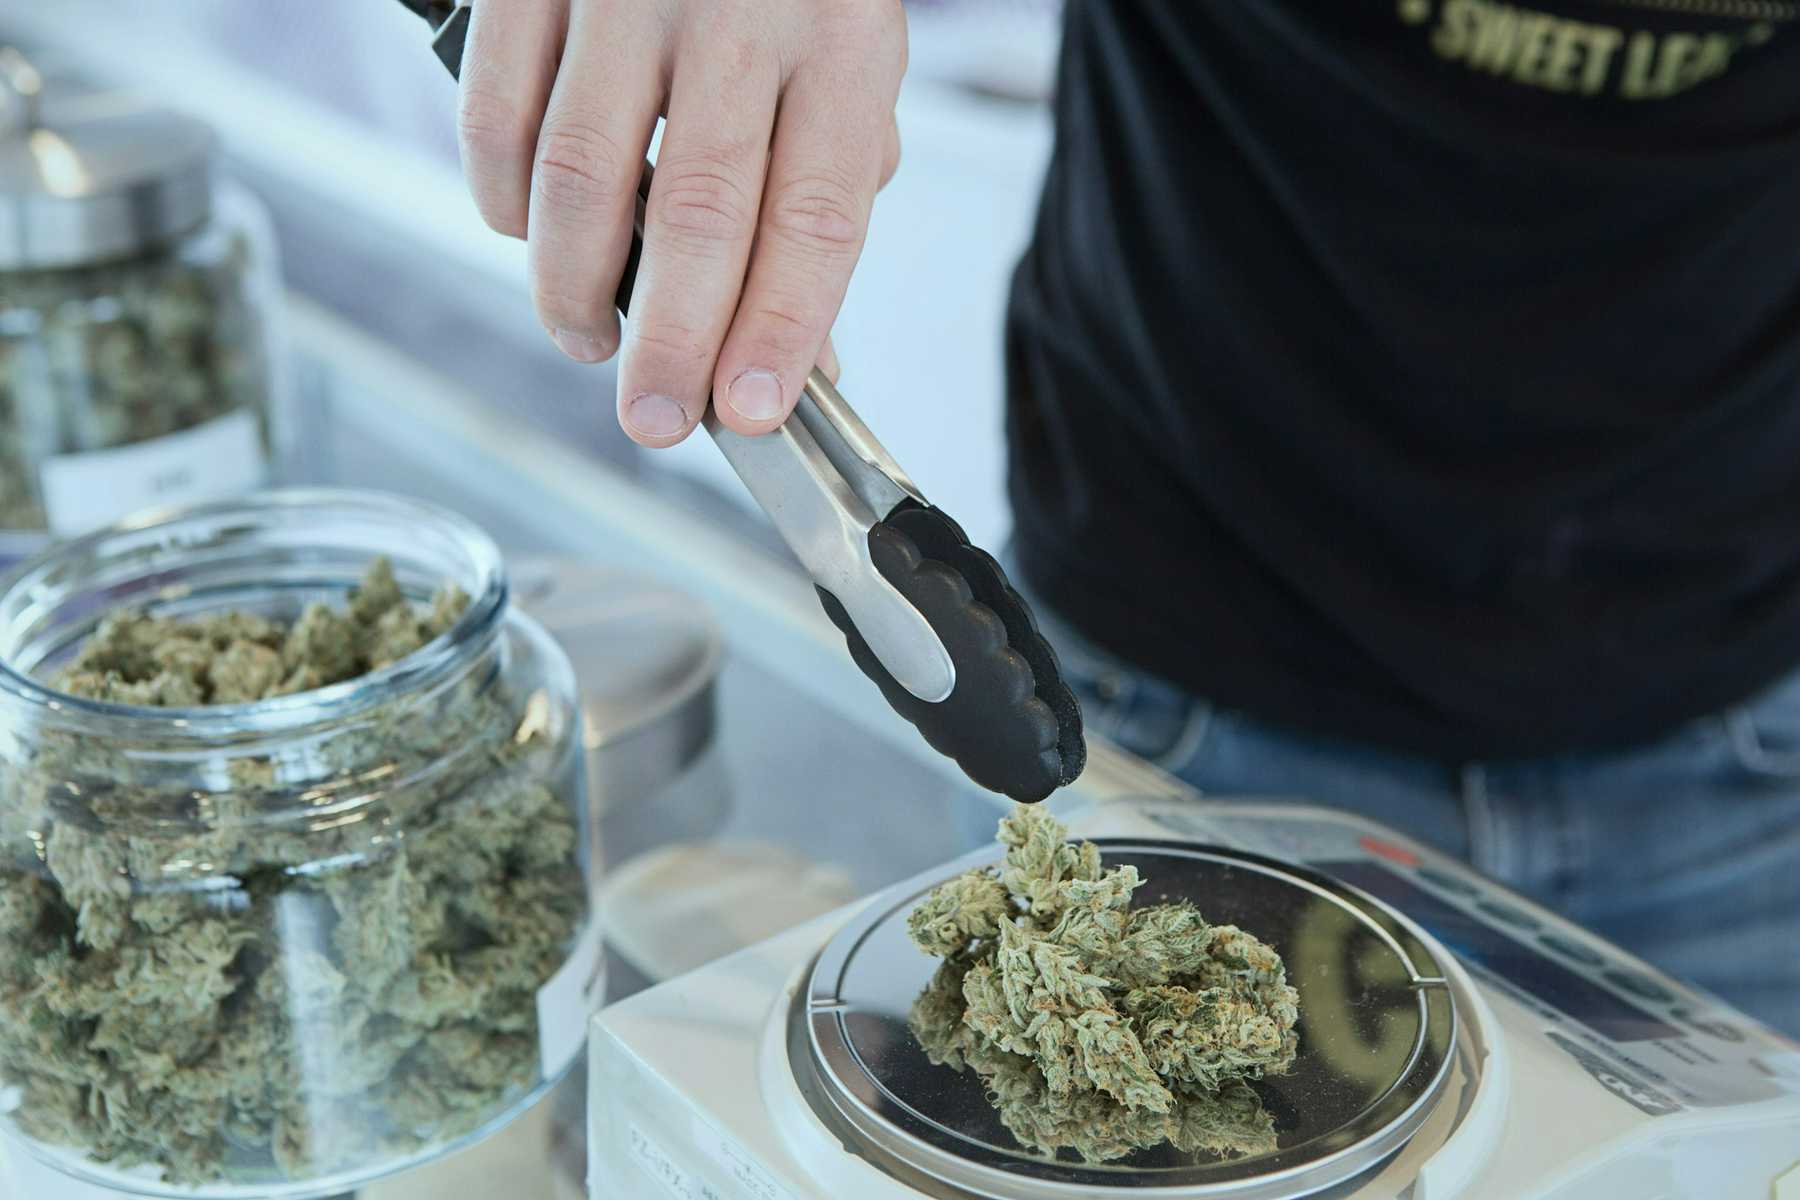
455 0 905 445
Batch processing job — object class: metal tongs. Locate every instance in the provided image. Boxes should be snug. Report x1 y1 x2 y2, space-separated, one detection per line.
399 1 1084 801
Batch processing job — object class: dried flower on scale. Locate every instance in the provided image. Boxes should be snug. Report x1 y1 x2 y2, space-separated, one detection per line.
907 804 1300 1164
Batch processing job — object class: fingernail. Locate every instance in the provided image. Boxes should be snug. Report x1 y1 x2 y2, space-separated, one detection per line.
624 393 689 439
551 328 605 363
728 369 786 423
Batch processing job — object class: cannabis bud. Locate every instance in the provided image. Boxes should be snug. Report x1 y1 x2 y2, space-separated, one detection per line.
907 805 1300 1163
0 559 586 1187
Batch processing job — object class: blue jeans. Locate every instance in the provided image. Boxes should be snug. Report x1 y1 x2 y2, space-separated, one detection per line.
1027 589 1800 1037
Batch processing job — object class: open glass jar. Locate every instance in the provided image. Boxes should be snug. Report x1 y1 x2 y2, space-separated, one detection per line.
0 491 597 1198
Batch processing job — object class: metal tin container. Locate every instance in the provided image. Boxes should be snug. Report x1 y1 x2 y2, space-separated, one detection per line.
509 559 725 872
511 561 720 849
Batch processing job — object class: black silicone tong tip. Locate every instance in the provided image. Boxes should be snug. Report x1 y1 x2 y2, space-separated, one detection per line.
406 1 472 73
817 502 1086 803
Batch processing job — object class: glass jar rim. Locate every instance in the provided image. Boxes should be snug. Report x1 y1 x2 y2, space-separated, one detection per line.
0 488 508 739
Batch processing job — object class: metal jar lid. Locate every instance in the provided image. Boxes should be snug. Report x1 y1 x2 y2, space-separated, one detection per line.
792 840 1458 1199
0 48 215 270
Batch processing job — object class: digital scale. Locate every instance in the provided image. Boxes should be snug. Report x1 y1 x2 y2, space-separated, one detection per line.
588 796 1800 1199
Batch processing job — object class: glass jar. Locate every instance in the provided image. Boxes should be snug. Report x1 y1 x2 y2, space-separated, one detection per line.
0 51 288 567
0 490 598 1198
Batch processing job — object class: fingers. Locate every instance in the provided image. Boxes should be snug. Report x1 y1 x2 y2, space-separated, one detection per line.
458 0 567 238
527 0 666 365
711 16 904 435
617 18 781 446
818 334 841 384
460 0 903 446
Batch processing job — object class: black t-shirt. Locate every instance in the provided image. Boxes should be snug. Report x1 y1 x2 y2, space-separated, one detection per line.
1006 0 1800 760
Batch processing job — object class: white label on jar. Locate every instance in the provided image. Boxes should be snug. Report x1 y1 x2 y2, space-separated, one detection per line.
691 1118 799 1200
38 410 267 536
537 920 605 1080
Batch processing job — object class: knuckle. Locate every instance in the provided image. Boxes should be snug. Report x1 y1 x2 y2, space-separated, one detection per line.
532 120 631 216
690 7 768 69
629 318 714 367
652 157 758 250
765 173 865 255
742 298 818 357
457 86 533 233
457 82 531 164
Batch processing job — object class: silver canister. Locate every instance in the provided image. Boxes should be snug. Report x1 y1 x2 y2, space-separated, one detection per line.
510 559 726 869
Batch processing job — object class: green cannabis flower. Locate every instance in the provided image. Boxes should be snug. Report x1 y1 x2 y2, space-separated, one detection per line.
0 560 585 1187
907 804 1299 1164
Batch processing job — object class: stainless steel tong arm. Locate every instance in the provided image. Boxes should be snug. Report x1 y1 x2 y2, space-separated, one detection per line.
611 189 954 705
706 388 955 704
794 371 927 518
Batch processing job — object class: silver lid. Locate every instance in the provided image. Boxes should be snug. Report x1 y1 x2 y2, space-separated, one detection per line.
793 841 1458 1199
0 49 215 270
